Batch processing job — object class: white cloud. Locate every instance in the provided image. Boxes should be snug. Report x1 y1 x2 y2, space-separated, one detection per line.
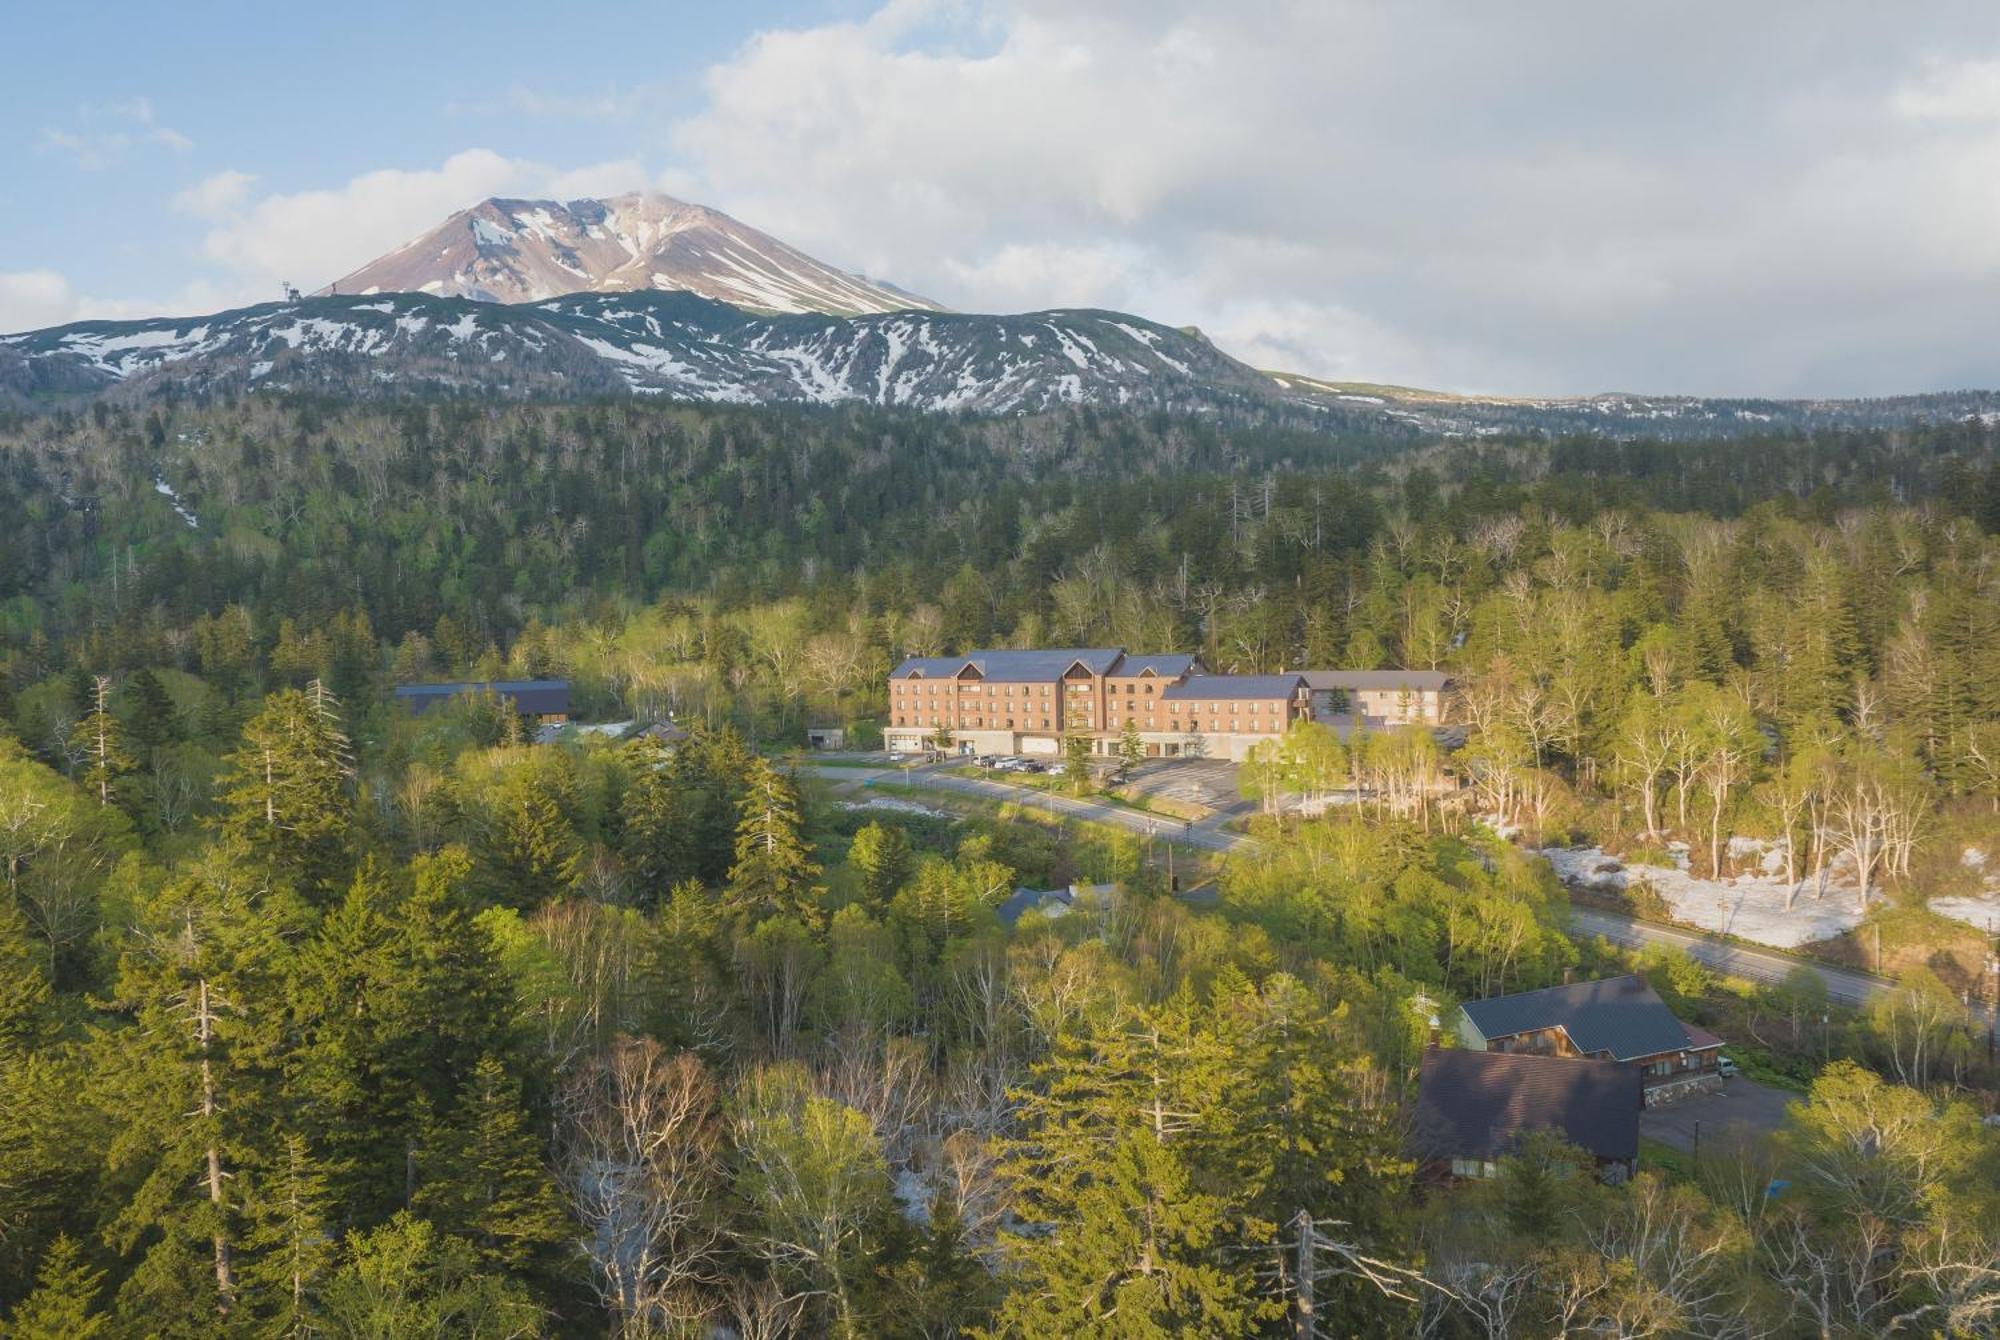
187 150 648 301
663 1 2000 395
36 97 192 169
0 270 81 334
171 169 258 220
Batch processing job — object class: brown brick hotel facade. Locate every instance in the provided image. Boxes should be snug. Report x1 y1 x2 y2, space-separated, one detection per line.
884 648 1310 762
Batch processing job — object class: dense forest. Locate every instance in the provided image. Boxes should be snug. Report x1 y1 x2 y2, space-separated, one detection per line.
2 397 2000 1336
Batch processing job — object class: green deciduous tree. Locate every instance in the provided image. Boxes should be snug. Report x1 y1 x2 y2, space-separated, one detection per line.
731 1065 895 1339
314 1213 542 1340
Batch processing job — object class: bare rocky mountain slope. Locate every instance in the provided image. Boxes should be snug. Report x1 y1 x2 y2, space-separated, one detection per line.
322 193 939 317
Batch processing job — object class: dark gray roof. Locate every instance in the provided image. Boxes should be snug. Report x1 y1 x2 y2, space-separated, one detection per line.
994 882 1118 929
1113 653 1197 678
1302 670 1453 692
393 679 570 716
890 656 966 680
1412 1048 1641 1164
1160 674 1307 701
1460 975 1702 1061
891 648 1125 681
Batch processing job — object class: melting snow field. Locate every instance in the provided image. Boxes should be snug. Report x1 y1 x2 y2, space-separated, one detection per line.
152 478 199 529
839 797 955 821
1931 848 2000 933
1539 840 1864 949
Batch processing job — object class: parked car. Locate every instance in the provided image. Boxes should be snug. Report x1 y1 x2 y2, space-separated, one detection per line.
1717 1054 1740 1079
888 753 907 763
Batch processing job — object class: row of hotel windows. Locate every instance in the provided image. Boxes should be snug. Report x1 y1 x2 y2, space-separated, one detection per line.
893 700 1286 718
890 708 1286 730
893 682 1173 698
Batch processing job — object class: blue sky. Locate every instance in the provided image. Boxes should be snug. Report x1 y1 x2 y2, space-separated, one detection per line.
5 2 857 312
9 2 2000 397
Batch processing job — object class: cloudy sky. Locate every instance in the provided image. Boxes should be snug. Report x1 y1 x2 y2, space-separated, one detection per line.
8 1 2000 396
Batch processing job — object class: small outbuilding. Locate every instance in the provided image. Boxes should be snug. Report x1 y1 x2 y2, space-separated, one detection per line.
392 678 571 724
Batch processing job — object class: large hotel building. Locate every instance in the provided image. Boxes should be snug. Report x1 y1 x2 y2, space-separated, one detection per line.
883 647 1313 762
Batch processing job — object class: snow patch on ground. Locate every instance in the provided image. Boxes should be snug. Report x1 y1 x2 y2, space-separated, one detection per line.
1540 840 1863 949
152 478 198 529
1930 847 2000 932
839 797 955 821
1931 893 2000 931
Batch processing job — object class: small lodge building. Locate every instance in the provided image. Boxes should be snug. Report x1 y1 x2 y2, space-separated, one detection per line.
1456 974 1723 1106
1299 669 1454 730
1412 1047 1642 1181
392 678 571 727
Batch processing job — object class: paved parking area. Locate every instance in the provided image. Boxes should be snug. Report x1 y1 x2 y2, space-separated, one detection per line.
1640 1078 1796 1153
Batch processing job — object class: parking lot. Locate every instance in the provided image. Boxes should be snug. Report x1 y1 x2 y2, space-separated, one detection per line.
1639 1078 1795 1154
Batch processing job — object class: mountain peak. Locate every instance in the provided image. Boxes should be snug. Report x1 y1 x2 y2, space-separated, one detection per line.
322 192 943 317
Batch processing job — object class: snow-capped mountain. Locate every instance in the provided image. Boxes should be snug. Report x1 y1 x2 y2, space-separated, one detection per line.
323 193 941 317
0 290 1263 413
9 289 2000 437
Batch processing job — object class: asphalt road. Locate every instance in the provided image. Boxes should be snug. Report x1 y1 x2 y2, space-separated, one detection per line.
802 758 1991 1024
1566 906 1891 1008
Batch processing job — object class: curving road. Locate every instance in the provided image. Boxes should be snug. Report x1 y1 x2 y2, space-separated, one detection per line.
803 758 1992 1024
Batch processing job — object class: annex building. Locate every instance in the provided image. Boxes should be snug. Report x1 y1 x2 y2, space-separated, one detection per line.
883 648 1310 762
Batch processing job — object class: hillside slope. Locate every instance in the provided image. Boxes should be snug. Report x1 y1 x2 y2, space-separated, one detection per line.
1 290 1262 413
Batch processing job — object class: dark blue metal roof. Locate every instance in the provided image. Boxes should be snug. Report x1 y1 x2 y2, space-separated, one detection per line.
392 679 570 716
1460 975 1697 1061
1114 654 1197 677
892 648 1126 681
1160 674 1307 701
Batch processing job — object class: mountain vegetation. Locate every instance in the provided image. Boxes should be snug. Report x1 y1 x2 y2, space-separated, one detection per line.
1 392 1999 1334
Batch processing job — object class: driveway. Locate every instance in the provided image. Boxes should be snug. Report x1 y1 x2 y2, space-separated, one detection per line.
1640 1078 1796 1154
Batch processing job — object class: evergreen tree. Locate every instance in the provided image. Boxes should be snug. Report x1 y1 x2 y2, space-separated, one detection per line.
996 996 1265 1337
4 1234 106 1340
284 859 412 1221
0 897 51 1057
1062 727 1094 793
99 842 301 1331
412 1057 569 1275
217 683 354 896
480 772 583 909
994 1130 1260 1338
238 1134 334 1337
848 820 913 907
69 676 132 809
1117 721 1146 776
122 669 180 758
726 759 821 925
617 746 693 901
